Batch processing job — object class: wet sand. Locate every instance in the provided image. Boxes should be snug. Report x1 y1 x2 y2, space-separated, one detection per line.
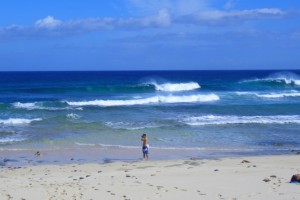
0 155 299 200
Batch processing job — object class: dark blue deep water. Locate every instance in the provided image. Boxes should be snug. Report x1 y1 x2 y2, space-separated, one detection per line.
0 70 300 156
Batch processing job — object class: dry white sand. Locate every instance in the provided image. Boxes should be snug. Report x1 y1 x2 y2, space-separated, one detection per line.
0 155 299 200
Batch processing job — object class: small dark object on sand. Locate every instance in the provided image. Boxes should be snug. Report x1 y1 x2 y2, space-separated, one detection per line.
241 160 250 163
263 178 271 182
35 151 42 156
290 174 300 183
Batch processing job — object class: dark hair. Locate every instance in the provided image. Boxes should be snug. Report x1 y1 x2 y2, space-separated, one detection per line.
142 134 146 137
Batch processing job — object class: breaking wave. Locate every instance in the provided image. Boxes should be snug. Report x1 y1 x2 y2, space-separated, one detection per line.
0 118 42 125
105 121 161 130
236 91 300 99
182 115 300 126
255 92 300 98
12 102 76 111
148 82 201 92
66 113 81 120
241 71 300 86
0 135 27 144
66 94 219 107
12 102 41 110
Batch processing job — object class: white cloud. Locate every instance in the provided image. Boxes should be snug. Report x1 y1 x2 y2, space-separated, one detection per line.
0 4 292 40
144 9 171 27
35 16 62 29
201 8 284 20
62 9 171 32
178 8 286 25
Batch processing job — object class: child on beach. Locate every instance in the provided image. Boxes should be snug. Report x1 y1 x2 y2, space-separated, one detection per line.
141 134 149 160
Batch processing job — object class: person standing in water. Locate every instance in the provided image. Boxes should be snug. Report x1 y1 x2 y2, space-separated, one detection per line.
141 134 149 160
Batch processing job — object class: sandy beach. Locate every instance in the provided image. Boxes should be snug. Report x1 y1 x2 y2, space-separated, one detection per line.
0 155 299 200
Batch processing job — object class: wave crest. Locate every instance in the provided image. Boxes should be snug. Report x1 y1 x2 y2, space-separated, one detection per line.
255 92 300 98
66 113 81 120
105 121 160 130
0 118 42 125
66 94 219 107
12 102 72 111
13 102 40 110
241 71 300 86
182 115 300 126
149 82 201 92
0 135 27 144
236 91 300 99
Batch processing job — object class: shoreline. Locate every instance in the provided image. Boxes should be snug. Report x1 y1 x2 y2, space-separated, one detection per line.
1 146 299 167
0 154 299 199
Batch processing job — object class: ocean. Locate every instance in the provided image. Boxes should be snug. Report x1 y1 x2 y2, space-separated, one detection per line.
1 70 300 162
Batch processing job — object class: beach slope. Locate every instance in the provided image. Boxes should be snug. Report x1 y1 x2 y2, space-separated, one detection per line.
0 155 299 200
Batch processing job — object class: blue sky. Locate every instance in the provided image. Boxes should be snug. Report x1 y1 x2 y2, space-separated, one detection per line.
0 0 300 71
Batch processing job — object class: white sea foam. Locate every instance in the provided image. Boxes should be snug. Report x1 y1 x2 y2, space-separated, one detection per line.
295 80 300 85
13 102 40 110
12 102 73 111
74 143 254 152
241 72 300 86
66 113 81 120
74 142 96 146
261 78 300 85
255 92 300 98
235 91 254 96
154 82 201 92
105 121 160 130
235 91 300 99
0 131 27 144
98 143 139 149
0 136 26 144
66 94 219 107
151 82 201 92
74 142 140 149
13 102 50 110
182 115 300 126
95 144 206 151
0 118 42 125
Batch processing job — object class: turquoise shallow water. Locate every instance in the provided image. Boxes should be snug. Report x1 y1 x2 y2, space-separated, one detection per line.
0 70 300 159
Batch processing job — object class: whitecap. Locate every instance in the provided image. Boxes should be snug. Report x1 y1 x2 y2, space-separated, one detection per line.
13 102 40 110
12 102 72 111
105 121 160 130
181 115 300 126
66 113 81 120
255 92 300 98
0 133 27 144
235 91 300 99
0 137 26 144
235 91 255 96
0 118 42 125
150 82 201 92
98 143 139 149
241 71 300 86
75 142 96 146
66 94 219 107
154 82 200 92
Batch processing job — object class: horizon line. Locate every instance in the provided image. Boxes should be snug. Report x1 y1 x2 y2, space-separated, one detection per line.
0 69 299 72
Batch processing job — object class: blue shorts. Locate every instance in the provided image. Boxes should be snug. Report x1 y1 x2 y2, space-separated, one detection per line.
142 145 149 155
